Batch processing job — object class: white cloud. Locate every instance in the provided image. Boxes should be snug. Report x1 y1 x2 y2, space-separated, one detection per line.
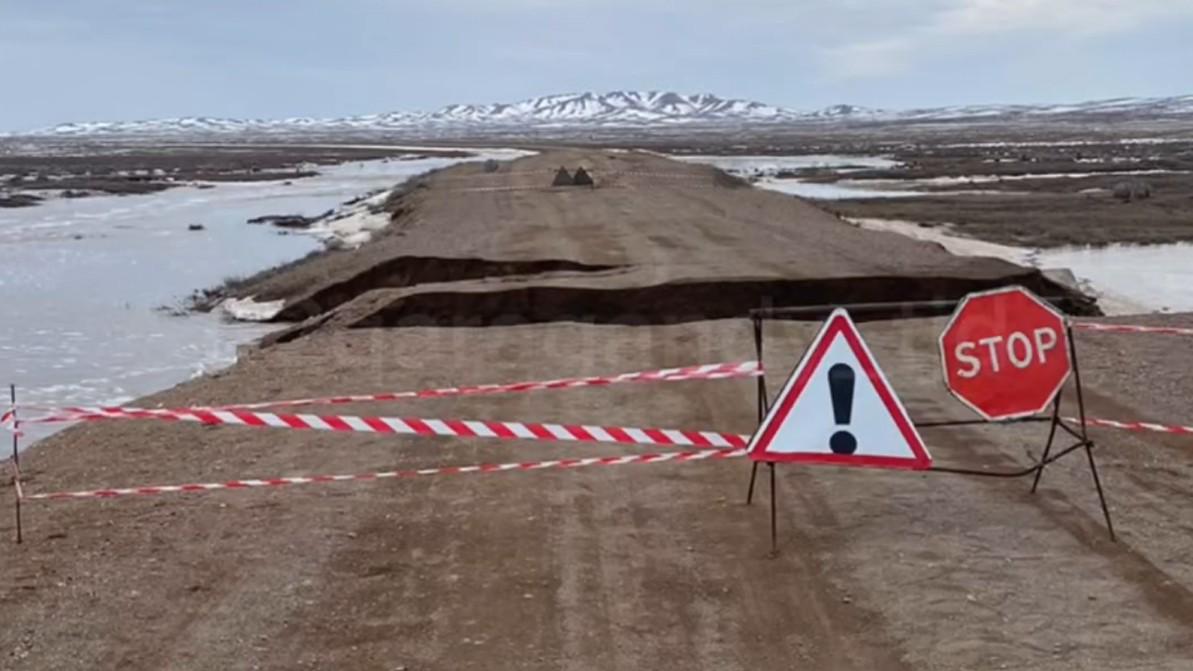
933 0 1193 37
821 0 1193 80
820 38 915 79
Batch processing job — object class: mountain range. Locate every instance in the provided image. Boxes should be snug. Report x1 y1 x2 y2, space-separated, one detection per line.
18 90 1193 137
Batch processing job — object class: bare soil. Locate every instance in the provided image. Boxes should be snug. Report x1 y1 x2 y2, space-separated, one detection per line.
790 140 1193 247
217 149 1092 328
4 149 1192 670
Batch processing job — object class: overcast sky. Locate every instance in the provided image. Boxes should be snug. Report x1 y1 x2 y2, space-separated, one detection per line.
3 0 1192 131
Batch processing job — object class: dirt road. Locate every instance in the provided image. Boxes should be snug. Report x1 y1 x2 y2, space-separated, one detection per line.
3 150 1191 670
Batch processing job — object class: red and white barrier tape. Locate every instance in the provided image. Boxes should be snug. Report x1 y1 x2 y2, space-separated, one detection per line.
23 447 748 501
1073 322 1193 337
22 414 1193 502
17 361 759 419
23 401 1193 446
1070 416 1193 436
210 360 760 411
23 405 752 450
0 409 20 437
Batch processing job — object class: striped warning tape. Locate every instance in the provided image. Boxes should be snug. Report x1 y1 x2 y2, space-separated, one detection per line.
209 360 760 410
22 447 748 501
1070 416 1193 435
0 408 20 437
22 402 1193 445
20 414 1193 502
21 360 760 418
23 406 752 450
1073 322 1193 337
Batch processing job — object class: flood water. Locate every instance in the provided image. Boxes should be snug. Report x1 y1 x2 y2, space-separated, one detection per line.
682 154 1193 315
0 149 524 444
1039 243 1193 313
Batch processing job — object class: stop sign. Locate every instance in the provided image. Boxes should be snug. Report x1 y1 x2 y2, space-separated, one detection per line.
939 286 1071 420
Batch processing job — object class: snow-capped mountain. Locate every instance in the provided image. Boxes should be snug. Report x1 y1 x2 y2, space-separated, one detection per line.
419 91 799 124
31 92 807 136
17 91 1193 138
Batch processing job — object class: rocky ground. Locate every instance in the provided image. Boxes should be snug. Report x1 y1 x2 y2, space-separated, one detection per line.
3 149 1193 670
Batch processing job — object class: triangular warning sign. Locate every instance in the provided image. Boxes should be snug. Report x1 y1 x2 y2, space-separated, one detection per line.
748 309 931 470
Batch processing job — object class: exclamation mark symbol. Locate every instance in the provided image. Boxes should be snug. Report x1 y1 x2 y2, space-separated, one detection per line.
828 363 857 454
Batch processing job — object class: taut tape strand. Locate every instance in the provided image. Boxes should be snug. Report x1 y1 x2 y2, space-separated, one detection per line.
24 407 752 449
24 447 748 501
21 360 761 421
1073 322 1193 337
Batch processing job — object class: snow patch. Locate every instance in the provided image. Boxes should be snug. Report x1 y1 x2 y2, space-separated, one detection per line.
310 197 391 250
221 296 285 321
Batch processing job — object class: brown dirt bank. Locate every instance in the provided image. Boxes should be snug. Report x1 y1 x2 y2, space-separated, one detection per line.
261 269 1091 346
822 190 1193 248
219 148 1094 336
781 139 1193 248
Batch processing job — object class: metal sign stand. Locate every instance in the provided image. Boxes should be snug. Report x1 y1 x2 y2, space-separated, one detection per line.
745 303 1116 556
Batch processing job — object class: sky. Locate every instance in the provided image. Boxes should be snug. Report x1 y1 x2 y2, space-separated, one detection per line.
2 0 1192 131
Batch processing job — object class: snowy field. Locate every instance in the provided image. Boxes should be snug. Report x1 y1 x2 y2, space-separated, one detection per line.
0 149 527 443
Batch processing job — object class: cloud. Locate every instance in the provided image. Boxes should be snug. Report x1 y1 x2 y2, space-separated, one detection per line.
820 38 915 79
820 0 1193 80
933 0 1193 37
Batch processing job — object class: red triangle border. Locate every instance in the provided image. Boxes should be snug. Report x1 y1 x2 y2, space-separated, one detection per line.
749 310 932 470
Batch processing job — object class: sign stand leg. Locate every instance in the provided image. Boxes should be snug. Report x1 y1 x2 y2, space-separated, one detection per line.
10 383 21 545
746 316 769 505
1067 327 1115 541
1030 394 1064 494
768 462 778 557
1084 441 1114 541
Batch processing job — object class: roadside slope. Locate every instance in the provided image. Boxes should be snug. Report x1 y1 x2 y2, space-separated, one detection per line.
225 148 1092 326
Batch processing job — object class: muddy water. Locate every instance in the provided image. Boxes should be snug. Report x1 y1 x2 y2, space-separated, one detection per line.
0 151 522 444
1039 243 1193 313
847 217 1193 314
680 154 1193 315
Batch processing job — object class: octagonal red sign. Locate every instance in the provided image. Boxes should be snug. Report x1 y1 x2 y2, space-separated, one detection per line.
939 286 1072 420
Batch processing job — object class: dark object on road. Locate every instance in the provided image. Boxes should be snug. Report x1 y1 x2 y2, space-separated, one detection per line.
483 159 500 173
246 210 331 229
1113 180 1152 203
572 167 594 187
0 193 43 208
552 167 574 187
248 214 309 227
188 223 205 231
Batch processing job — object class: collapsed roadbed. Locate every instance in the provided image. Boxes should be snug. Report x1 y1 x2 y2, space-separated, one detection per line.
218 148 1096 342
